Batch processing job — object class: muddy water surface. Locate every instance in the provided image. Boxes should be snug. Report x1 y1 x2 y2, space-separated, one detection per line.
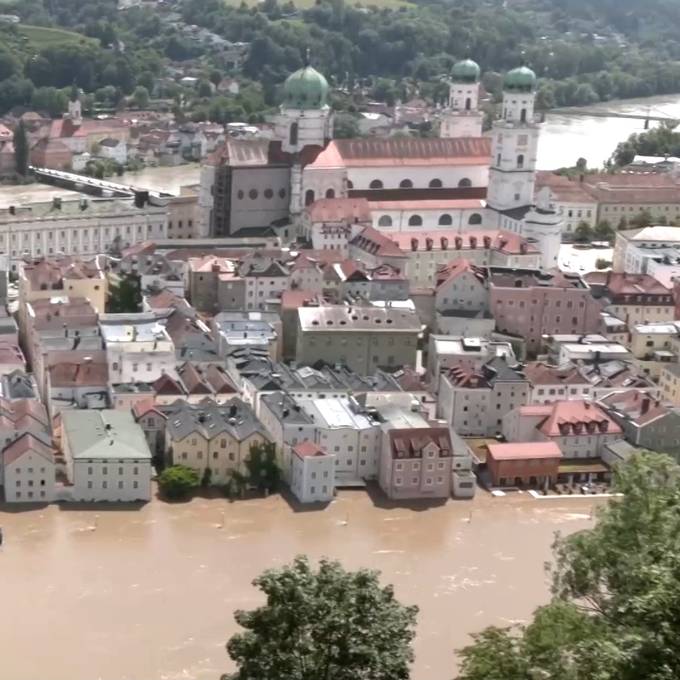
0 491 599 680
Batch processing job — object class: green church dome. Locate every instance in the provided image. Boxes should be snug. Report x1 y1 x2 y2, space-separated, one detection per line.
451 58 481 83
504 65 537 92
283 65 329 110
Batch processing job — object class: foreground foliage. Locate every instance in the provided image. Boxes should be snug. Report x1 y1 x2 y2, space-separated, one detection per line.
457 452 680 680
158 465 200 500
223 556 417 680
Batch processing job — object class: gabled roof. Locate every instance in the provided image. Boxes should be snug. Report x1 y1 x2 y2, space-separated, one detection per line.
3 432 54 467
536 400 621 437
389 427 452 459
435 258 487 289
488 441 562 461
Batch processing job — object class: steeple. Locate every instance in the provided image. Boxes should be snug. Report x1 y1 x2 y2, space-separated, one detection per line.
67 83 82 127
440 57 483 138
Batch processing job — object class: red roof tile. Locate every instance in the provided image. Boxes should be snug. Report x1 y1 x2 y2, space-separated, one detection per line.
488 441 562 461
293 440 329 458
307 198 371 223
3 432 54 466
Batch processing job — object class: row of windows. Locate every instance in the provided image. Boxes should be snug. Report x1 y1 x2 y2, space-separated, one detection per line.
13 467 47 474
495 154 525 168
180 452 238 461
395 461 445 472
394 476 445 486
87 481 140 489
86 466 141 475
238 188 287 201
168 219 194 229
367 178 471 190
377 213 483 228
15 479 48 487
14 491 47 499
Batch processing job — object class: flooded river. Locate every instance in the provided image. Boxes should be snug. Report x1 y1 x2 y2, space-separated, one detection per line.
0 491 599 680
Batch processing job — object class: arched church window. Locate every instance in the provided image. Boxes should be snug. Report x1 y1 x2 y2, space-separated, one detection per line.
347 180 354 189
520 108 527 123
468 213 482 225
378 215 392 227
458 178 472 188
408 215 423 227
279 188 287 199
429 178 443 188
289 122 298 146
237 190 244 200
325 189 335 199
305 190 315 206
465 97 471 111
369 179 383 189
496 154 502 166
517 154 525 169
438 214 453 226
399 179 413 188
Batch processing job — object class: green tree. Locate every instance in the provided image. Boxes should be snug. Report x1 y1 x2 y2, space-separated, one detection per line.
457 453 680 680
630 210 653 228
223 556 418 680
333 113 360 139
595 258 612 270
31 87 68 117
573 221 593 242
132 85 150 109
593 220 615 242
243 441 280 494
14 121 29 177
107 274 141 313
158 465 200 500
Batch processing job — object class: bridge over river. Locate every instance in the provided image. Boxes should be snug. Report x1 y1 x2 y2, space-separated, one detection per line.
30 166 173 201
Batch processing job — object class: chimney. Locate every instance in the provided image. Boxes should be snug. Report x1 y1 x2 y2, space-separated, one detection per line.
441 237 448 250
410 238 418 251
8 205 15 215
483 235 491 249
641 397 650 415
426 237 433 251
455 236 462 250
469 236 477 249
52 197 62 210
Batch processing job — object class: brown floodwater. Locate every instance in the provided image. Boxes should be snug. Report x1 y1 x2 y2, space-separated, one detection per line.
0 490 600 680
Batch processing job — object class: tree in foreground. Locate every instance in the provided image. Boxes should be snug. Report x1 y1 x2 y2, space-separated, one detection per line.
158 465 199 500
223 556 418 680
243 441 280 495
457 452 680 680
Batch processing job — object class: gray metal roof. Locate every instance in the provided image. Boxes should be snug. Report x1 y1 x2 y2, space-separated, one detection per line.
61 410 152 460
162 397 270 443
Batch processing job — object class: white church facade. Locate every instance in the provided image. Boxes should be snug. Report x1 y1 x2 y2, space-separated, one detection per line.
199 57 562 269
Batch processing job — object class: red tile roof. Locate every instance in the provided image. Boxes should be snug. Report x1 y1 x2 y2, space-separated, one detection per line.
293 440 329 458
523 362 590 387
309 137 492 168
48 361 108 387
389 229 538 255
307 197 371 223
435 258 487 289
389 427 451 459
537 400 621 437
584 272 670 296
3 432 54 466
349 226 407 259
488 441 562 461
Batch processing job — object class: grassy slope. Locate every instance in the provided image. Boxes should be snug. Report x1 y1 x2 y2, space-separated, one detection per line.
16 24 98 49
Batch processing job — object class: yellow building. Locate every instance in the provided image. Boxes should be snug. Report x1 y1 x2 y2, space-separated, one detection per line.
164 397 271 483
19 257 107 335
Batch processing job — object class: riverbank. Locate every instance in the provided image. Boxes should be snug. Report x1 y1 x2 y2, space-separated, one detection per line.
0 490 600 680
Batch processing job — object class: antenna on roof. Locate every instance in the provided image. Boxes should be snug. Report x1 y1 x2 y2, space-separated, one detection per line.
304 47 311 67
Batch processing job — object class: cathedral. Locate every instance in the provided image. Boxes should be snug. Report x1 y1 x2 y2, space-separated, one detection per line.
198 58 562 269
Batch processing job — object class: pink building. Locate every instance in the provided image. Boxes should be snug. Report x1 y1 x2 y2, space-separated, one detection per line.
488 268 603 356
502 400 622 482
379 427 453 500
